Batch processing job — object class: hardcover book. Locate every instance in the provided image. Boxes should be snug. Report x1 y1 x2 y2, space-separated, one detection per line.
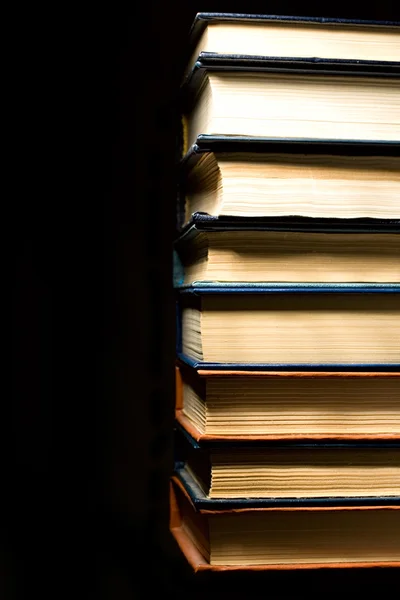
175 364 400 441
174 425 400 504
170 477 400 570
177 141 400 227
181 70 400 154
177 284 400 370
174 217 400 285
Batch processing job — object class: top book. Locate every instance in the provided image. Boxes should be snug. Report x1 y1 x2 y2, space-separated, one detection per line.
185 13 400 78
180 14 400 154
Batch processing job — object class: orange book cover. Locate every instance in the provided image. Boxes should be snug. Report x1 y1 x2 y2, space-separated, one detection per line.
175 362 400 442
170 476 400 572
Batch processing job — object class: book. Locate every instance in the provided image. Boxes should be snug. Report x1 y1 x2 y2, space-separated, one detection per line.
178 141 400 226
174 426 400 502
175 364 400 440
181 68 400 154
175 218 400 285
185 13 400 81
170 477 400 569
178 284 400 369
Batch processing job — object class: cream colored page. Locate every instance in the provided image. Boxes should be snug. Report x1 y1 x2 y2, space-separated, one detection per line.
218 155 400 219
208 73 400 142
206 22 400 62
210 510 400 565
209 448 400 498
203 232 400 283
205 377 400 435
201 294 400 363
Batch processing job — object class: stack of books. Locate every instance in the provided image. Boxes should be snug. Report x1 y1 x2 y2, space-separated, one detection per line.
171 12 400 571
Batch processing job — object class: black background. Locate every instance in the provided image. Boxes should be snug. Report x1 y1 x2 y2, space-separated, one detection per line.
12 1 400 598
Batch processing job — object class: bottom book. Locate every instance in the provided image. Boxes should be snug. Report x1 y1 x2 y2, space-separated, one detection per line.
170 476 400 571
